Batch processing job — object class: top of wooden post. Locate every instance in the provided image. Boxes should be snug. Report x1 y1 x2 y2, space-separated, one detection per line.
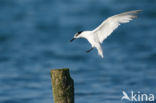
51 68 69 72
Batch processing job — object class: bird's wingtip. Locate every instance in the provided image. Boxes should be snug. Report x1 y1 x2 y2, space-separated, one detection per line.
131 10 143 14
135 10 143 13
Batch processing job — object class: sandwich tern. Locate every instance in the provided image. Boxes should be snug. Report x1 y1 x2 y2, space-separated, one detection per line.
70 10 141 58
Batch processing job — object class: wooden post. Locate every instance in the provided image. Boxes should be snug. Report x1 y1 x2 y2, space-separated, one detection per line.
50 68 74 103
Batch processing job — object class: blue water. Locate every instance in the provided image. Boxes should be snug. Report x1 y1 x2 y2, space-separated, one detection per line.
0 0 156 103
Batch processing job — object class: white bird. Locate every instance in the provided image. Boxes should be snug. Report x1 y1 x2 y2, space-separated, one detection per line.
70 10 141 58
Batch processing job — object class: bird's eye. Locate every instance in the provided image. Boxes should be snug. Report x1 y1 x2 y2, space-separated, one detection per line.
78 31 82 34
76 31 83 36
75 34 79 36
75 31 83 37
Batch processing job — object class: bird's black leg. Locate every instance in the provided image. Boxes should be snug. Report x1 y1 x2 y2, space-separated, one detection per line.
86 48 94 53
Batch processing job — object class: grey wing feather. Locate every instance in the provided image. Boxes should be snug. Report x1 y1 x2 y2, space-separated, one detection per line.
93 10 142 43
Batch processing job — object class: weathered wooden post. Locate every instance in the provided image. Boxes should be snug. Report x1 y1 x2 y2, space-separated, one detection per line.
50 68 74 103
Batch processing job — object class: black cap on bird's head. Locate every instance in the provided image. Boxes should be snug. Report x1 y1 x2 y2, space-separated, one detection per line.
76 31 83 36
70 31 83 42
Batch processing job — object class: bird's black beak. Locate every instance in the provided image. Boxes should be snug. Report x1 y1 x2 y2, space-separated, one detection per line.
70 38 76 42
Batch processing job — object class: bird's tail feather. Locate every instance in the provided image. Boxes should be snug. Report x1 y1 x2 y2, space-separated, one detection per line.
96 44 104 58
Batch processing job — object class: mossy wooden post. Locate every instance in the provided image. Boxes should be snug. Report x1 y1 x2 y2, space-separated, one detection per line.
50 68 74 103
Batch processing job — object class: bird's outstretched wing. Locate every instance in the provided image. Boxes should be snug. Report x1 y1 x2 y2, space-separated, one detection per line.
93 10 142 43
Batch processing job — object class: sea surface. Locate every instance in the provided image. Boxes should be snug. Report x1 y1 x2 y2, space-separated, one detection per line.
0 0 156 103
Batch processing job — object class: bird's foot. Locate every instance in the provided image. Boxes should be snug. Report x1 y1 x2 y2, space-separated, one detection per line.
86 48 94 53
